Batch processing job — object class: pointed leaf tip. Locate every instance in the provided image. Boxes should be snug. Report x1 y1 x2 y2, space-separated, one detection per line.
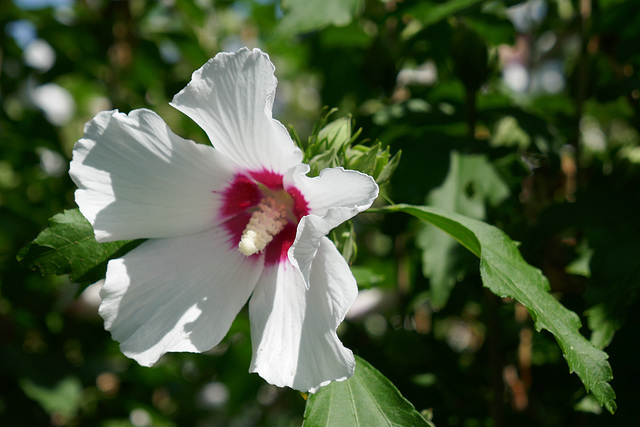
384 204 616 414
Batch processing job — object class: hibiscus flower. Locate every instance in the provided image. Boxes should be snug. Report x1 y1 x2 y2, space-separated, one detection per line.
69 48 379 392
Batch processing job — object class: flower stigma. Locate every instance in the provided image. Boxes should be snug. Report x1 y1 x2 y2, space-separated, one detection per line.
238 197 288 256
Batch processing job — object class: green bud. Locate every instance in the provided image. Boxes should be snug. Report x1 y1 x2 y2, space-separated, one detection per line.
302 108 401 185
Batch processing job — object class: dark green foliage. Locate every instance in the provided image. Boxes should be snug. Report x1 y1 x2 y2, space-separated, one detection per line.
4 0 640 425
18 209 142 287
387 204 616 413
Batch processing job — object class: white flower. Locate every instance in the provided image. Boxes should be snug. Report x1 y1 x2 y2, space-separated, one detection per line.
69 48 378 392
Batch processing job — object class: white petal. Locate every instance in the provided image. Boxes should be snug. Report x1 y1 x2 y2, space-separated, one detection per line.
99 226 263 366
70 109 235 241
170 48 302 173
286 165 379 217
249 237 357 392
285 165 379 287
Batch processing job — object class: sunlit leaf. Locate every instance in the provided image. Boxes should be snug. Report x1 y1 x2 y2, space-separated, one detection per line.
385 204 617 414
17 209 142 286
302 356 432 426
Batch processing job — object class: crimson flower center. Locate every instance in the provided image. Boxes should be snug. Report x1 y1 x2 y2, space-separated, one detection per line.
220 171 309 265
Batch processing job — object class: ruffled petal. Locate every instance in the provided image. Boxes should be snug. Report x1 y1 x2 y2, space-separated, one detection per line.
285 165 379 286
99 226 263 366
170 47 302 174
248 237 357 392
70 109 236 242
286 165 379 217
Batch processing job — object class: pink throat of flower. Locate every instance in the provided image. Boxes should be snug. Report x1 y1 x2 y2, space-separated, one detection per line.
219 170 309 266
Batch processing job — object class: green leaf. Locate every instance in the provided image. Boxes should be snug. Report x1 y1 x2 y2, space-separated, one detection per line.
20 376 83 418
491 116 532 150
418 151 509 308
351 266 386 288
345 142 400 186
330 221 357 265
532 189 640 351
584 230 640 349
437 153 508 212
418 225 466 308
407 0 483 28
565 240 592 278
346 144 379 177
465 13 516 46
308 149 341 177
303 356 432 426
278 0 362 36
305 111 400 185
384 204 617 414
17 209 142 285
375 148 401 186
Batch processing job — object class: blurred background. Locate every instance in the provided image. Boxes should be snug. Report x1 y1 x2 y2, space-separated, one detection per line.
1 0 639 425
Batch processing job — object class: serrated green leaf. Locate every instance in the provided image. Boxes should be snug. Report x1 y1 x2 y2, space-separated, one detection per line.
18 209 142 285
303 356 431 427
384 204 616 414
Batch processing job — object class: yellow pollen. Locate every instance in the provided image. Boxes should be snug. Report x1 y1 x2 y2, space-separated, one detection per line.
238 197 287 256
